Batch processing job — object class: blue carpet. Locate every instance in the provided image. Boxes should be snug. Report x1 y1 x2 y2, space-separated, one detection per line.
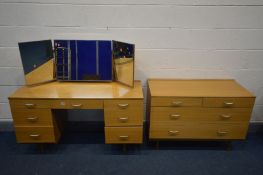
0 131 263 175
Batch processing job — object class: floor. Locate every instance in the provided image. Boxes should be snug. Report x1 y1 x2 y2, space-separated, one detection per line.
0 131 263 175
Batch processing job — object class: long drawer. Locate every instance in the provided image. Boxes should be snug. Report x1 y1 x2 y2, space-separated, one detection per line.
151 97 202 107
11 109 53 126
52 99 103 109
150 123 248 140
105 126 143 144
15 126 57 143
150 107 252 123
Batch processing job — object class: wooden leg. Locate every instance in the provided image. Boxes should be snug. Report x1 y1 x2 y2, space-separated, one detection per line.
122 144 127 153
38 144 45 153
156 141 159 150
226 141 232 151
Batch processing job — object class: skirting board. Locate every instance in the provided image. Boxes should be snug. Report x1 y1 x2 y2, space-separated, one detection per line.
1 120 263 134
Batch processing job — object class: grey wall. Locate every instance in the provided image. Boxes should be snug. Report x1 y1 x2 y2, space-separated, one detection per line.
0 0 263 122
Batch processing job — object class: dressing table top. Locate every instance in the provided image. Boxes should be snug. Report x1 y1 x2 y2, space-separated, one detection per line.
9 80 143 100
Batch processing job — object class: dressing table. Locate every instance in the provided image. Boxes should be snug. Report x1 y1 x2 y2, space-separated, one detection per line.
9 81 144 144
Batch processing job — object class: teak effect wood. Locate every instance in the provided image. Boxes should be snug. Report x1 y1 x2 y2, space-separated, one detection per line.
148 79 255 141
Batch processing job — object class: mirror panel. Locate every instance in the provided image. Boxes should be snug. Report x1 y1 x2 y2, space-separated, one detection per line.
54 40 113 81
113 41 135 87
18 40 55 85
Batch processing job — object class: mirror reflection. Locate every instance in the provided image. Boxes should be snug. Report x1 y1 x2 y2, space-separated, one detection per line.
18 40 55 85
54 40 113 81
113 41 135 87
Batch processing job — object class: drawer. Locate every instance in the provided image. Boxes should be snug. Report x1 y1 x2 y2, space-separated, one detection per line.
151 97 202 107
105 126 143 144
104 114 143 126
9 100 51 109
15 126 57 143
104 100 143 126
203 97 255 108
150 123 248 140
52 99 103 109
104 100 143 112
11 109 53 126
150 107 252 123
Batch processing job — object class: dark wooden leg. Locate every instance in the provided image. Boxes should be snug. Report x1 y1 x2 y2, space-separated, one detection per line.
156 141 159 150
226 141 232 151
38 144 45 153
122 144 127 152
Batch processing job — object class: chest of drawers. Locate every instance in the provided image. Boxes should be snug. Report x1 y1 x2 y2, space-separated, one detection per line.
147 79 255 141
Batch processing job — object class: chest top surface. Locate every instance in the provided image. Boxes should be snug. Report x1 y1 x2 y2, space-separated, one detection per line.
148 79 255 98
9 81 143 99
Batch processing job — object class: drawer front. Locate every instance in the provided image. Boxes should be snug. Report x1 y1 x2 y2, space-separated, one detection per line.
105 127 143 144
104 100 143 126
150 107 252 123
150 123 248 140
52 99 103 109
151 97 202 107
11 109 53 126
104 100 143 111
203 98 255 108
9 100 51 109
15 126 56 143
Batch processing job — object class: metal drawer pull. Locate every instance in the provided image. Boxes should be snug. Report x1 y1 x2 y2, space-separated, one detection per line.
24 103 35 108
29 134 40 139
119 135 129 140
118 103 129 108
172 101 182 106
27 117 39 122
119 117 128 122
224 102 234 107
72 104 82 108
170 114 181 119
217 130 228 136
220 114 232 119
168 130 179 135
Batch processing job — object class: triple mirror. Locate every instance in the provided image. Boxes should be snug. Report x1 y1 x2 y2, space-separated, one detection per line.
18 40 135 87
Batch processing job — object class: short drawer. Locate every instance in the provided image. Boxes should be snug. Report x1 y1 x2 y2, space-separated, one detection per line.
11 109 53 126
105 126 143 144
151 97 202 107
15 126 57 143
150 107 252 123
203 98 255 108
9 100 51 109
150 123 248 140
104 114 143 126
52 99 103 109
104 100 143 112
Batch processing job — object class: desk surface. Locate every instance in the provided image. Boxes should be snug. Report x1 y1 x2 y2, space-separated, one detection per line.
9 81 143 99
148 79 254 97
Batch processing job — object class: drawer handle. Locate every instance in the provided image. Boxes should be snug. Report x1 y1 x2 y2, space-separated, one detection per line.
171 101 182 106
224 102 234 107
220 114 232 120
26 117 39 122
217 130 228 136
24 103 35 108
170 114 181 119
72 104 83 108
168 130 179 135
29 134 40 139
119 117 128 122
119 135 129 140
118 103 129 109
